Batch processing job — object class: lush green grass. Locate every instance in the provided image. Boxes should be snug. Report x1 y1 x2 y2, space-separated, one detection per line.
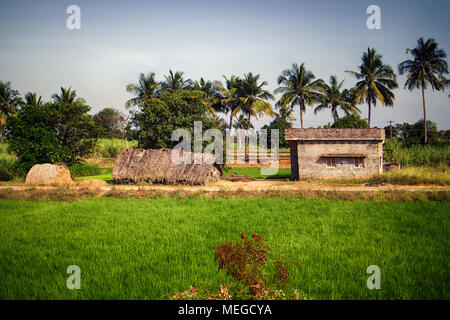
223 167 291 179
0 198 448 300
69 162 111 178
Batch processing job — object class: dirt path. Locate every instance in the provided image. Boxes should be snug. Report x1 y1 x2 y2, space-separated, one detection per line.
1 180 448 193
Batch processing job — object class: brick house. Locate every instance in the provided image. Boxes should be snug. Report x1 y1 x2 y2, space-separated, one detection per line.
285 128 385 180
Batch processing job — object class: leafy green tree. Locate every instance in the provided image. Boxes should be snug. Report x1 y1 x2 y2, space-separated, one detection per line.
275 63 323 129
6 100 97 170
331 114 369 129
237 73 274 160
24 92 43 107
262 115 292 148
0 81 23 133
132 90 215 149
93 108 125 139
125 72 160 109
398 37 449 144
314 75 360 123
346 48 398 127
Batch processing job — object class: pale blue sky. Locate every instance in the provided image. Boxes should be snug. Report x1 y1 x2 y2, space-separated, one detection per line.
1 0 449 129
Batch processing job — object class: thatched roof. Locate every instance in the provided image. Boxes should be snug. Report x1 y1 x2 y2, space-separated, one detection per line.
112 148 222 185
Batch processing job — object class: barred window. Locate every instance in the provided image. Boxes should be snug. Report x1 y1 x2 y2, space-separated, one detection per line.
354 157 364 168
326 157 336 168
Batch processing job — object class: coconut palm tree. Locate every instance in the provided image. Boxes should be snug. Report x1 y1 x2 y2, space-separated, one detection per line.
24 92 43 107
275 63 323 128
314 75 360 123
0 81 23 127
346 48 398 127
237 72 274 160
275 104 296 123
218 75 242 129
125 72 160 109
192 77 223 114
161 70 193 92
398 37 449 144
233 114 254 130
52 87 84 104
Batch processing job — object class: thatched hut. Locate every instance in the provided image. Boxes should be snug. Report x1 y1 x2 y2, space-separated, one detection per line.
112 148 222 185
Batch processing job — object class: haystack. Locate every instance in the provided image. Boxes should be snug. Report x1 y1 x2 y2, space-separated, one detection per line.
25 163 74 185
112 148 222 185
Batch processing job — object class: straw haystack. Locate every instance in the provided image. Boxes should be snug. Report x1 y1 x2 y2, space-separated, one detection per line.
25 163 74 185
113 148 222 185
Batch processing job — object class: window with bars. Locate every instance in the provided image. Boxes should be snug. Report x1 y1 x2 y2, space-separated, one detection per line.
354 157 364 168
326 157 336 168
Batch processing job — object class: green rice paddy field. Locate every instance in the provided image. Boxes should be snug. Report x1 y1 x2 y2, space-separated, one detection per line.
0 198 449 300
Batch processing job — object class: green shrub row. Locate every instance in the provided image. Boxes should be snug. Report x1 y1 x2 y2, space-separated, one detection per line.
384 139 449 167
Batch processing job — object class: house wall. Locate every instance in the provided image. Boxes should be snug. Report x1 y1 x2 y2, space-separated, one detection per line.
295 140 383 179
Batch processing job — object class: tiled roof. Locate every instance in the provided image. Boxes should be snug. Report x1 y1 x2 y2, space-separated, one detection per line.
285 128 385 141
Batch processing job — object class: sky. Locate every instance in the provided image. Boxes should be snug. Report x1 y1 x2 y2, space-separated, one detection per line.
0 0 449 130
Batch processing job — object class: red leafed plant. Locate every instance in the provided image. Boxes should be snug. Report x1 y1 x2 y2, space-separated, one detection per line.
214 231 298 297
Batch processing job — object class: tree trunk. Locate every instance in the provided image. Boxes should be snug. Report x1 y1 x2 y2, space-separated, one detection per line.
229 110 233 130
332 106 337 124
368 100 372 128
299 101 304 128
422 84 427 144
245 112 251 162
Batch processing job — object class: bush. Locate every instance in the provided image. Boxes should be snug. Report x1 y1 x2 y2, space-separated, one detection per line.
384 139 449 167
0 155 24 181
5 101 98 170
331 114 369 128
171 232 306 300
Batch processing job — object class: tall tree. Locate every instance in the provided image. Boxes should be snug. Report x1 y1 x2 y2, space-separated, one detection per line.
237 72 274 160
0 81 23 128
125 72 160 109
52 87 84 103
218 75 241 129
192 77 223 114
24 92 43 107
346 48 398 127
275 63 323 128
161 70 193 92
314 75 360 123
398 37 449 144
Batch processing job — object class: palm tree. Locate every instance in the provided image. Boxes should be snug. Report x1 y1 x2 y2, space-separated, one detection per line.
314 75 360 123
218 75 241 129
346 48 398 127
275 63 323 128
192 78 223 114
52 87 84 103
125 72 160 109
275 104 295 123
161 70 193 92
398 38 449 144
24 92 43 107
237 72 274 160
233 114 254 130
0 81 23 127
